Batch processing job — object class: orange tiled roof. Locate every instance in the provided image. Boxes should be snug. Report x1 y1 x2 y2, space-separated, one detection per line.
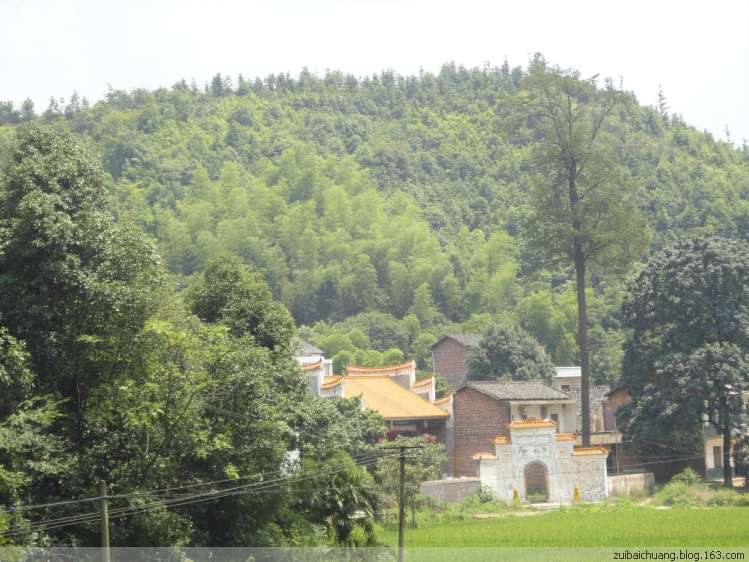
433 395 452 405
573 446 609 456
346 360 415 374
506 418 558 429
413 376 434 389
471 451 498 460
321 376 343 390
492 436 512 445
556 433 576 441
300 359 323 371
342 375 450 420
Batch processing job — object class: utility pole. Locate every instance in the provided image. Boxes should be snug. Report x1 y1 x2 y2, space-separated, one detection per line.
382 444 423 562
398 446 405 562
99 480 110 562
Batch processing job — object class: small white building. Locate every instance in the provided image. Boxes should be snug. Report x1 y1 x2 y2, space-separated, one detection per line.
473 418 609 503
554 366 581 392
293 338 333 395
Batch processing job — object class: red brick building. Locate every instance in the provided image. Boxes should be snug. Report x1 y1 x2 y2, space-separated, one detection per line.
429 334 482 390
452 381 574 477
602 387 631 432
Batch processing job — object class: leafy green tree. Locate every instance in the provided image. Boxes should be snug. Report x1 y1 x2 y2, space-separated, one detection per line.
0 324 67 519
409 332 438 370
466 321 555 384
0 124 162 441
517 60 650 444
294 396 386 461
294 450 381 546
187 254 295 351
517 289 577 365
339 312 410 353
0 326 33 419
0 397 68 514
621 236 749 487
408 283 437 327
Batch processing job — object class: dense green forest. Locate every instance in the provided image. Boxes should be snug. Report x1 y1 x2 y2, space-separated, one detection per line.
2 54 749 545
0 126 388 546
2 57 748 385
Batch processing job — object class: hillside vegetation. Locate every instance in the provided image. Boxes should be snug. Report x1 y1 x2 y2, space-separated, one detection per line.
2 55 748 386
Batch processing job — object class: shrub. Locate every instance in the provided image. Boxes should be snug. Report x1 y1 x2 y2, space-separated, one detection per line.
707 489 741 507
652 482 706 507
478 485 497 503
613 497 636 509
733 493 749 506
671 468 703 486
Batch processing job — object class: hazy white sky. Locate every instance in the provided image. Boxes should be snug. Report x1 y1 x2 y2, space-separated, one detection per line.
2 0 748 143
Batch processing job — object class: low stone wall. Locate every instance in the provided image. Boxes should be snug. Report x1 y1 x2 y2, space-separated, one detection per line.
607 472 655 495
421 477 481 504
575 455 608 502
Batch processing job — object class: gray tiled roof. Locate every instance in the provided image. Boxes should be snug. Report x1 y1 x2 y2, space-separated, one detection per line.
569 385 612 425
433 333 483 348
464 380 573 401
292 337 324 357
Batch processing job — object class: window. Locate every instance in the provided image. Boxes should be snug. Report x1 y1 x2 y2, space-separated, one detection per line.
714 446 723 468
550 413 559 424
561 384 570 392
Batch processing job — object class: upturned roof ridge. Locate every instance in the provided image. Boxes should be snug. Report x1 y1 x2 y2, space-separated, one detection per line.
412 376 434 388
300 359 323 371
321 376 343 390
346 359 415 373
573 446 609 456
506 417 558 429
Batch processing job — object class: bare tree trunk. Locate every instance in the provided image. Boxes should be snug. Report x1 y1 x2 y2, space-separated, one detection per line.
575 243 590 447
570 163 591 447
723 425 734 488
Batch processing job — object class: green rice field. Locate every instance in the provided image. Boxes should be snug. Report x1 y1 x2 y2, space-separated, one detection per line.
380 507 749 547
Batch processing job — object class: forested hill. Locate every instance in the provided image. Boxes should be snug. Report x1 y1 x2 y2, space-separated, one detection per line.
2 58 748 385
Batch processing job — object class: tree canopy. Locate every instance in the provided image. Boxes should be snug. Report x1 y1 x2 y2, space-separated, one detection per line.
621 235 749 487
0 126 388 547
516 58 650 444
466 321 556 384
3 59 747 389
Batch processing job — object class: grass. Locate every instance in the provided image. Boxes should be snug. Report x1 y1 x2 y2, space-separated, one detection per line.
378 504 749 547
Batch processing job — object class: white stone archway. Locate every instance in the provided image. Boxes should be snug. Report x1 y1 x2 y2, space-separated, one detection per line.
473 418 609 503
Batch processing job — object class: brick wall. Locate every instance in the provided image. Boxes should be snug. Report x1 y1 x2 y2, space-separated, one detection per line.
453 386 511 477
602 388 631 431
432 338 472 389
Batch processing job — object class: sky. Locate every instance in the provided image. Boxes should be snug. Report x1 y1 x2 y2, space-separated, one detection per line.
2 0 748 144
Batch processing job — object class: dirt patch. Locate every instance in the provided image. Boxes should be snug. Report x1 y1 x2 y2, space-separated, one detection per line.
471 511 545 519
511 511 545 517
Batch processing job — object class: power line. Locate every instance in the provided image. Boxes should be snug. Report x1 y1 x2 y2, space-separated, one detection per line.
6 453 383 536
1 424 384 517
1 450 385 538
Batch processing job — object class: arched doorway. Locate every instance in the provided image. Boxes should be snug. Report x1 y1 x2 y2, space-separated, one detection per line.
524 462 548 502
